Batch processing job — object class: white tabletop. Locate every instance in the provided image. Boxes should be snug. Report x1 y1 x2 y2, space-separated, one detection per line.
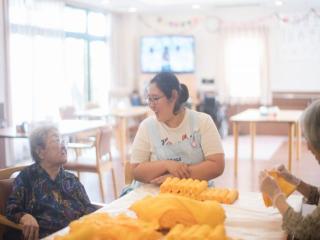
0 120 107 138
76 106 150 119
43 184 302 240
230 108 303 123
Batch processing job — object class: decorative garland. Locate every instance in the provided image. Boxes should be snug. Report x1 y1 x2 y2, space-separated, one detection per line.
138 8 320 33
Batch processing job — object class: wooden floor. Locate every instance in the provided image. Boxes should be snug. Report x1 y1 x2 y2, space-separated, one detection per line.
80 135 320 204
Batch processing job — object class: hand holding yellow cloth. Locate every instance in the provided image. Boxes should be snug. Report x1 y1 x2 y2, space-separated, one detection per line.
262 171 296 207
130 193 225 229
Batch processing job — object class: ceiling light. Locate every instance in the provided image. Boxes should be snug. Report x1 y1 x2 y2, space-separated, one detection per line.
128 7 137 13
192 4 200 9
275 0 283 6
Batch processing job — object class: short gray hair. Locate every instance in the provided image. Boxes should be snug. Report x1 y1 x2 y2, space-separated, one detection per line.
301 99 320 151
29 125 59 163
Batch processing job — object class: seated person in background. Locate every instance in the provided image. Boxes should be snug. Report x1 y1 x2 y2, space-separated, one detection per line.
130 89 142 106
5 125 97 240
259 99 320 240
128 72 225 189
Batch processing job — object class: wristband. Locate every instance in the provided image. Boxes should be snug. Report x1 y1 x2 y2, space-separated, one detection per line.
272 191 285 207
292 177 301 187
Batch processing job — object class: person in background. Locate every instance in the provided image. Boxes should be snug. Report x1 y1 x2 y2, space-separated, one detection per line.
128 72 225 189
5 125 97 240
259 99 320 240
130 89 142 106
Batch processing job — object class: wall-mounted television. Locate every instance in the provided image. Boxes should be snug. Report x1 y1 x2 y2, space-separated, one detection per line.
140 35 195 73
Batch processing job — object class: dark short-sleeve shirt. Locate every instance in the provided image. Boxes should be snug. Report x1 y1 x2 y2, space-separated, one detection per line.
5 163 97 238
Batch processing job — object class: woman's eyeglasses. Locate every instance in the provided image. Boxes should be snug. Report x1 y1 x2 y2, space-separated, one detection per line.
145 95 165 105
50 137 69 147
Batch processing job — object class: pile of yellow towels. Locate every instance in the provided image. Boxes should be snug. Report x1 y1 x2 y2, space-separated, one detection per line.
160 177 239 204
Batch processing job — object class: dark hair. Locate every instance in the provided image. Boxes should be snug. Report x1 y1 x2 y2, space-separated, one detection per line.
150 72 189 114
301 99 320 151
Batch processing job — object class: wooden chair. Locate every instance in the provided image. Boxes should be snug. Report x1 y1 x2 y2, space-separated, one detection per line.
59 105 76 120
124 161 134 185
64 126 117 202
0 165 27 240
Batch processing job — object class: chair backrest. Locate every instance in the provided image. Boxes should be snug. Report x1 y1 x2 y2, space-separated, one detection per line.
85 102 100 110
59 106 76 119
0 165 27 180
124 162 134 185
0 165 28 215
0 165 27 239
95 126 112 166
0 179 14 215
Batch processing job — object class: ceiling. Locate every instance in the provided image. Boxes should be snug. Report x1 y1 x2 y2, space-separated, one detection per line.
71 0 320 13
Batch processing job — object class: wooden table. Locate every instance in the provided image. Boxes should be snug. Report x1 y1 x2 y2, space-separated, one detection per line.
76 106 150 164
43 184 302 240
230 109 303 176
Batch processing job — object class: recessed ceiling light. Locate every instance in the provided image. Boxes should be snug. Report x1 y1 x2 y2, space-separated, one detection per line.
275 0 283 6
192 4 200 9
102 0 111 4
128 7 137 13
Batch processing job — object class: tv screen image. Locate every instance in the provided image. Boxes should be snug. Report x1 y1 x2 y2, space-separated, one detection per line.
141 36 195 73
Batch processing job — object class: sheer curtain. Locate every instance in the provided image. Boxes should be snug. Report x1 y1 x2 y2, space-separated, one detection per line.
216 25 270 105
8 0 68 125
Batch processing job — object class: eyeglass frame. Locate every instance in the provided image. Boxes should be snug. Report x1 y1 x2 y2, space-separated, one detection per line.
145 95 166 105
48 136 69 148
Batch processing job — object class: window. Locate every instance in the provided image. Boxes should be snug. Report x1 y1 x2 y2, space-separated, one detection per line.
64 6 110 107
224 33 266 103
8 2 110 124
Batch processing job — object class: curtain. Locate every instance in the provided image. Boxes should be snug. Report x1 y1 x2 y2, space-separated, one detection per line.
216 25 270 105
8 0 68 125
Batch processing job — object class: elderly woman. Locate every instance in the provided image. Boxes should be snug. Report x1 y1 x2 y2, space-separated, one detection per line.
259 99 320 239
5 125 97 240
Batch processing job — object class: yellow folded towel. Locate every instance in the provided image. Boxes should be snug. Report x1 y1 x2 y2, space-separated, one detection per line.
130 193 225 229
160 177 239 204
54 213 162 240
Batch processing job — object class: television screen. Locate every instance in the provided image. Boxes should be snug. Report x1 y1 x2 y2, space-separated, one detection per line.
141 35 195 73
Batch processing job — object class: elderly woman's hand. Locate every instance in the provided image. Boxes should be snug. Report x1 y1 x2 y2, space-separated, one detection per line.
259 170 283 206
20 213 39 240
276 164 301 186
165 161 191 179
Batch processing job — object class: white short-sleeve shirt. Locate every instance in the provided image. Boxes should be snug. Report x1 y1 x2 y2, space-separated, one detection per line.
130 109 224 163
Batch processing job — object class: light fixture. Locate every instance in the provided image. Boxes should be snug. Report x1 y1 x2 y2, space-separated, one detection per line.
128 7 137 13
102 0 111 4
275 0 283 6
192 4 200 9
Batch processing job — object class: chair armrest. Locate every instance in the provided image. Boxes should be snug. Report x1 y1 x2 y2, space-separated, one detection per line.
0 214 23 230
91 202 107 209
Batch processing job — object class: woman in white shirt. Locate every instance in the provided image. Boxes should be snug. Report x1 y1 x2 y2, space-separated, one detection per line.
128 72 225 189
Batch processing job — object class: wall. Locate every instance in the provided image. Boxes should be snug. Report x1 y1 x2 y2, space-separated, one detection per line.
0 0 6 167
115 7 320 99
0 0 5 104
269 9 320 92
109 13 139 96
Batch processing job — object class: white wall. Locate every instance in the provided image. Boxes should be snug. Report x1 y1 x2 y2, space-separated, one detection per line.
110 13 139 95
269 14 320 92
115 7 320 96
0 0 6 103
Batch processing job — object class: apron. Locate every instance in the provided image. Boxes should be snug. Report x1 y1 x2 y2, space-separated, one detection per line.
120 111 213 196
149 110 204 164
